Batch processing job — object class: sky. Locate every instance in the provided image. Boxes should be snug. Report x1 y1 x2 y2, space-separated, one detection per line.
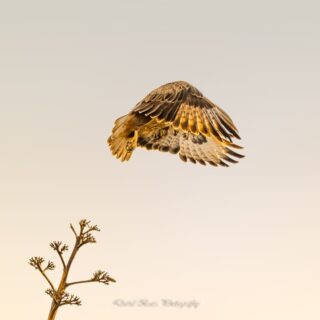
1 1 320 319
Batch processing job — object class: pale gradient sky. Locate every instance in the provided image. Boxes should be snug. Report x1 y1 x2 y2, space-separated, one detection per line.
1 0 320 319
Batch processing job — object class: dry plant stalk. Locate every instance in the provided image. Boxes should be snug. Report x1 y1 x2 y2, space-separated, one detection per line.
29 219 116 320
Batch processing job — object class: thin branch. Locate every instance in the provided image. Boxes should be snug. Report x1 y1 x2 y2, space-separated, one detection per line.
67 270 116 287
70 224 78 238
39 268 56 292
56 251 66 270
50 242 68 270
83 225 100 235
66 279 96 287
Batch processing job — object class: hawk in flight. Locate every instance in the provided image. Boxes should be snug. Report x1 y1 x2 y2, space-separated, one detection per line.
108 81 244 166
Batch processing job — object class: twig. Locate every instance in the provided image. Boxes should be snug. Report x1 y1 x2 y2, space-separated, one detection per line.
39 268 56 292
57 251 66 270
70 224 77 238
66 279 97 287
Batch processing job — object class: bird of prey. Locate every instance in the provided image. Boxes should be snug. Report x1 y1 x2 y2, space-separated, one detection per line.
107 81 244 166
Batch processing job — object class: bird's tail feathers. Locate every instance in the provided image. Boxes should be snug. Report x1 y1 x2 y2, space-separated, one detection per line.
107 114 135 162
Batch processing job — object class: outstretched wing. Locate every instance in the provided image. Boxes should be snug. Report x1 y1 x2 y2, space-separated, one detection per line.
133 81 241 145
137 126 244 166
